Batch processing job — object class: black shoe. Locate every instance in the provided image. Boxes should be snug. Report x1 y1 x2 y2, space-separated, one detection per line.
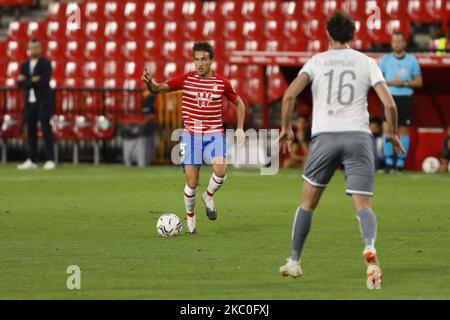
202 192 218 220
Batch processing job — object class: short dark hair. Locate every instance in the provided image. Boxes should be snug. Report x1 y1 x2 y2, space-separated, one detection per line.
29 38 41 43
193 41 214 59
327 12 355 44
392 32 407 40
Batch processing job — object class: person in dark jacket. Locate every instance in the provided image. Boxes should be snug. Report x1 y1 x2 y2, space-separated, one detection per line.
17 38 55 170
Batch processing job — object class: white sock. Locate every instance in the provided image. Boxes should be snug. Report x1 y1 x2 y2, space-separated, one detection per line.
206 173 226 197
184 184 197 217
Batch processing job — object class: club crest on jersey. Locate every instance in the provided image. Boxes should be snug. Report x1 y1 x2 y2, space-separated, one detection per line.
196 91 213 108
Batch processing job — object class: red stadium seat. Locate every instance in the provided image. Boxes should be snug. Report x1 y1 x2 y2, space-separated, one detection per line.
46 21 65 40
282 0 302 20
164 61 183 79
144 60 164 82
124 1 143 21
104 21 122 41
242 20 264 41
65 41 84 60
1 114 23 140
143 0 162 21
264 19 283 40
162 41 183 61
365 0 386 16
162 0 183 20
302 0 323 19
202 0 220 20
223 20 243 40
246 77 264 104
266 65 288 103
262 0 283 19
385 0 407 18
243 39 263 52
122 41 143 60
123 61 142 80
83 78 103 89
83 61 103 79
351 36 372 50
7 41 26 61
427 0 447 21
225 64 245 79
241 0 263 20
264 39 282 52
183 20 203 40
221 0 243 20
84 21 103 40
182 0 202 21
143 40 162 60
104 1 124 21
63 77 83 88
407 0 432 23
182 40 195 60
104 41 121 60
202 20 221 39
307 39 328 52
27 21 46 40
47 2 67 21
143 21 163 40
84 40 103 60
51 114 76 141
84 1 104 21
8 21 27 40
51 60 66 81
302 18 326 40
65 61 83 79
222 40 244 59
65 25 83 41
6 61 20 79
368 19 410 44
123 21 141 40
340 0 365 17
163 21 181 41
323 0 343 18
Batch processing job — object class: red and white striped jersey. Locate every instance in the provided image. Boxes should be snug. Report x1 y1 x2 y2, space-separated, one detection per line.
166 71 238 135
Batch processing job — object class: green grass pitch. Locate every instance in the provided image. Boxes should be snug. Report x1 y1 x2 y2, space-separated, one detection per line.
0 164 449 299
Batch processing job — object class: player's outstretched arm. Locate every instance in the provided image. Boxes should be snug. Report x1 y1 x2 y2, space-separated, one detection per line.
232 96 246 144
141 68 171 94
279 73 310 153
373 82 406 155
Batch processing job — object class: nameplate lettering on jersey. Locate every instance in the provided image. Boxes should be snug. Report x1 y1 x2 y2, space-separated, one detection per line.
325 60 356 67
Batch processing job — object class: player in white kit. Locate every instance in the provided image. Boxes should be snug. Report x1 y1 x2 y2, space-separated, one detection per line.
278 12 405 289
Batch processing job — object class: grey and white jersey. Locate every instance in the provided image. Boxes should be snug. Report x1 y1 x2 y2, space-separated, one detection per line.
299 48 385 136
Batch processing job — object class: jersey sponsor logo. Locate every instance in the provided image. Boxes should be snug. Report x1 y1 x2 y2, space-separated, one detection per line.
196 91 213 108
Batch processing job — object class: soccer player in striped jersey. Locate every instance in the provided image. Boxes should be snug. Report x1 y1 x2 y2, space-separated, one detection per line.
142 41 246 234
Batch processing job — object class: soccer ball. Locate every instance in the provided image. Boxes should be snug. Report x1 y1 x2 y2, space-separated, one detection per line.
422 157 440 174
156 213 182 237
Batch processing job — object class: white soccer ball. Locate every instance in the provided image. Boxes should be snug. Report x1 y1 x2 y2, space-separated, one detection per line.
422 157 440 174
156 213 182 237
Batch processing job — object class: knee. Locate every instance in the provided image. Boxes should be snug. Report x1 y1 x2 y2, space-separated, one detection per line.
300 200 317 212
214 165 227 178
186 177 198 189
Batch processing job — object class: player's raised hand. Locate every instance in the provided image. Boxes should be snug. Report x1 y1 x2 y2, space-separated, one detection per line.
236 128 245 146
386 133 406 156
278 127 294 154
141 68 152 85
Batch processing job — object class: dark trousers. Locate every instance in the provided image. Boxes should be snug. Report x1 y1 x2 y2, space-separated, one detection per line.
24 102 54 162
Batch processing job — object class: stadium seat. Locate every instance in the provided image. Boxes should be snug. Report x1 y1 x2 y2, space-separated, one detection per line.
83 61 103 79
242 20 264 41
162 41 183 61
1 114 23 141
246 77 264 104
6 41 26 61
143 21 164 40
122 41 143 61
84 40 103 60
427 0 447 21
162 0 183 20
351 37 372 50
123 21 142 40
302 18 326 40
385 0 407 18
266 65 288 103
182 0 202 21
104 21 122 41
143 40 162 60
163 21 181 41
93 114 116 141
47 2 67 21
104 1 124 21
323 0 343 18
223 20 243 40
164 61 183 79
368 19 410 44
282 0 303 20
407 0 432 23
307 39 328 52
46 21 65 40
241 0 263 20
262 0 283 19
124 1 143 21
51 114 76 142
265 39 283 52
264 19 284 40
183 20 203 40
83 78 103 89
65 41 84 60
182 40 195 60
202 0 220 20
202 20 221 39
143 0 163 21
84 0 104 21
244 40 263 52
221 0 243 20
365 0 386 16
104 41 121 61
302 0 323 19
340 0 365 17
65 25 83 41
51 60 66 81
27 21 46 40
123 61 142 80
84 21 103 40
65 61 83 79
8 21 27 40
